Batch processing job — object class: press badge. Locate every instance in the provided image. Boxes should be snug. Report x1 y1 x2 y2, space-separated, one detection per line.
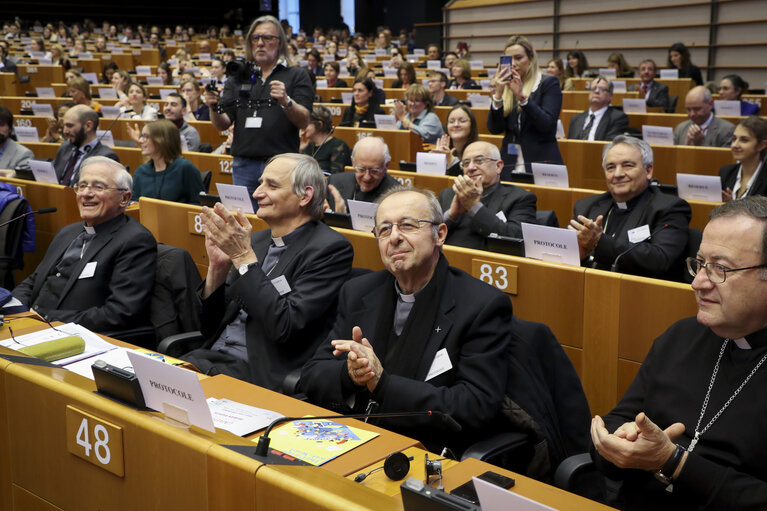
425 348 452 381
79 261 97 279
270 275 291 296
245 115 263 129
627 224 651 244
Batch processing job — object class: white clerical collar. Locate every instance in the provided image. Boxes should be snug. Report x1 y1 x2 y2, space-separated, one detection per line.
394 281 416 302
615 201 628 210
84 225 96 234
733 337 752 350
272 236 285 247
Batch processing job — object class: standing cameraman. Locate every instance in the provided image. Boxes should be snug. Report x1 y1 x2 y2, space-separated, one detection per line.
205 15 312 208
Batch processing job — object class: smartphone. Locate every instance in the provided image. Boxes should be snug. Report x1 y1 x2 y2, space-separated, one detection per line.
450 470 515 504
499 55 513 74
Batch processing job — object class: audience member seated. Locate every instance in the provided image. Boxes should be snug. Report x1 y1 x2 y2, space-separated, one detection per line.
325 136 398 213
0 107 33 178
181 154 353 390
132 120 205 204
0 43 17 74
111 70 132 104
443 51 458 70
300 105 351 175
418 43 441 68
439 141 537 249
668 42 703 85
431 104 480 176
323 61 347 88
122 82 158 120
156 62 173 86
209 58 227 89
717 74 759 116
340 77 384 128
48 43 71 71
41 102 74 144
569 135 691 281
591 196 767 510
306 48 323 76
100 62 118 85
180 79 209 121
447 58 480 90
427 71 459 107
606 52 634 78
12 156 156 334
720 116 767 202
301 187 512 455
394 83 444 144
356 67 386 105
67 77 102 112
388 47 404 69
391 61 416 89
53 105 120 186
565 50 590 79
161 92 201 152
628 59 670 111
568 75 629 141
674 86 735 147
489 35 563 174
546 58 574 91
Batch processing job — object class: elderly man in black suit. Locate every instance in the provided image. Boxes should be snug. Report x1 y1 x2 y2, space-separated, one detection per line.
302 187 513 454
13 156 157 334
568 75 629 141
629 59 670 111
569 135 691 281
53 105 119 186
182 153 353 391
439 141 537 249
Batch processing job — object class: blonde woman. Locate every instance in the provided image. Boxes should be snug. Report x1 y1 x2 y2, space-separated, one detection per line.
488 35 562 172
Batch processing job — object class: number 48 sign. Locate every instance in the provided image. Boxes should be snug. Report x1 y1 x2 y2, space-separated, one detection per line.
66 406 125 477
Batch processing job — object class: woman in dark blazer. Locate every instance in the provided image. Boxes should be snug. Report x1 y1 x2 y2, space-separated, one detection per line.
340 77 384 127
667 42 703 86
720 116 767 202
487 35 562 177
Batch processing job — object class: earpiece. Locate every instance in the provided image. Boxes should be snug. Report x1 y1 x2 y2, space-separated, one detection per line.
354 451 413 483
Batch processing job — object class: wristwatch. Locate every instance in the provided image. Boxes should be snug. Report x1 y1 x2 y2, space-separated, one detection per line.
654 444 685 486
238 262 258 275
281 97 294 110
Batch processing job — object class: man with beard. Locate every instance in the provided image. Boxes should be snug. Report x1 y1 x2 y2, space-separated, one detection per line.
52 105 119 186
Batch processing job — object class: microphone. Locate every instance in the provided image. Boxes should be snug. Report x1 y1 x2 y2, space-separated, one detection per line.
97 108 133 145
254 410 461 459
0 207 57 229
611 223 671 273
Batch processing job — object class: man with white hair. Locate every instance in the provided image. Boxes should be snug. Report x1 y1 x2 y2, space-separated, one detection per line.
13 156 157 334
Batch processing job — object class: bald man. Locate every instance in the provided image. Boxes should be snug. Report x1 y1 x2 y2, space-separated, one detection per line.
673 86 735 147
52 105 120 186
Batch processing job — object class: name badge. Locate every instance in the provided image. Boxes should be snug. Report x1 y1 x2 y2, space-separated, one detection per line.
495 210 507 222
425 348 452 381
245 116 263 129
270 275 291 296
79 261 97 279
627 224 651 244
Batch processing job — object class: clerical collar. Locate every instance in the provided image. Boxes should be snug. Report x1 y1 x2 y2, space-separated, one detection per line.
271 220 311 247
394 280 421 302
612 188 647 211
732 337 751 350
482 181 500 199
83 213 124 234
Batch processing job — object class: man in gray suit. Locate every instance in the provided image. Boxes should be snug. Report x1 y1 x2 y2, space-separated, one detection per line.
568 75 629 141
53 105 119 186
674 86 735 147
0 106 32 177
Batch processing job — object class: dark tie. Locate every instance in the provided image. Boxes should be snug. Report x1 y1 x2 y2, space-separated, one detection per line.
641 83 648 96
56 230 96 273
581 114 595 140
60 148 81 186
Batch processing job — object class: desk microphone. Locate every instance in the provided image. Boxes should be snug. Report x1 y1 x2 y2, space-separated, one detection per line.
0 207 57 229
254 410 461 459
611 223 671 273
98 108 133 145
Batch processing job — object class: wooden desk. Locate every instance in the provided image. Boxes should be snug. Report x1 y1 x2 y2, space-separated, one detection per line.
334 127 424 164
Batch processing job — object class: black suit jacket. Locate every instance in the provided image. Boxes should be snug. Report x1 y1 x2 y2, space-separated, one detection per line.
0 58 17 74
437 93 460 107
13 215 157 333
301 262 512 453
719 163 767 199
629 81 670 110
439 183 537 249
53 140 120 185
326 172 399 210
572 187 691 281
568 107 629 141
199 220 353 391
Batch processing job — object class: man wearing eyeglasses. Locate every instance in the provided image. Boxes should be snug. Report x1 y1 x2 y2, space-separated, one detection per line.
590 196 767 510
438 141 536 249
13 157 157 334
325 136 399 213
205 15 313 210
567 75 629 141
302 187 512 454
569 135 690 281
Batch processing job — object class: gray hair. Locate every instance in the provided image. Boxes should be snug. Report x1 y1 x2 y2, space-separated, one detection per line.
246 15 290 64
709 196 767 277
602 135 653 169
79 155 132 191
592 74 614 94
351 136 391 167
375 186 443 239
267 153 325 219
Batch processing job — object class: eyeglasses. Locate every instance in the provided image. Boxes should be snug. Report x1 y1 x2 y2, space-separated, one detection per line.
75 182 127 193
250 34 278 43
372 218 439 238
459 156 498 169
354 167 384 177
686 257 767 284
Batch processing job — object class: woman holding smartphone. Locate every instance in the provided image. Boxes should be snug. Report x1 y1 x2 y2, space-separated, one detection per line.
487 35 562 175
